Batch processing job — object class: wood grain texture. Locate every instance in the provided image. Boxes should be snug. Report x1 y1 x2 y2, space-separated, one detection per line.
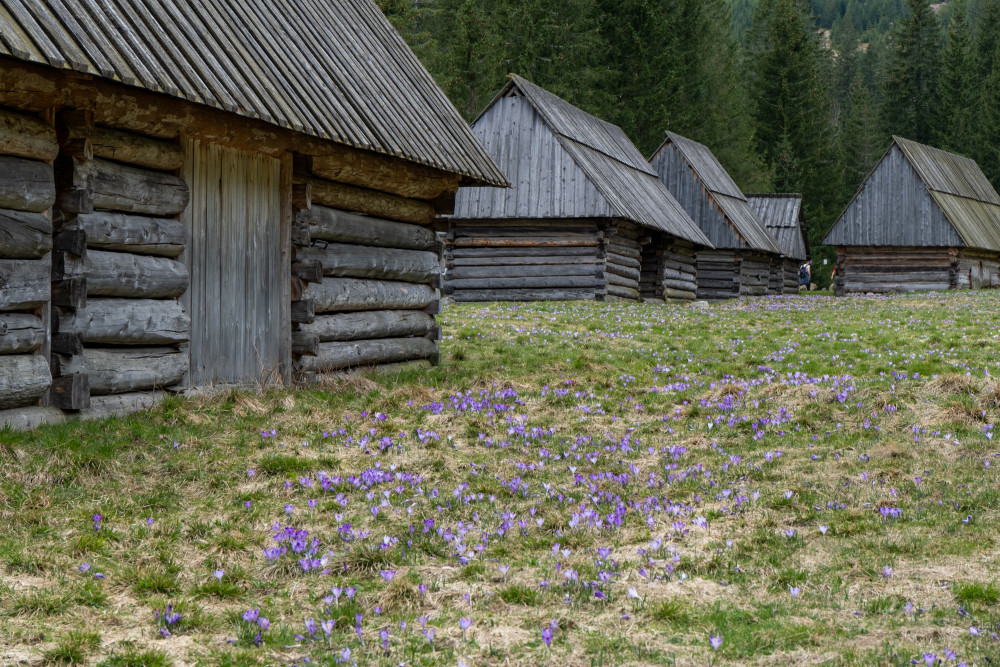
65 158 190 216
311 151 459 200
64 212 188 257
0 405 65 430
296 337 437 373
0 313 44 354
68 126 184 171
0 354 50 409
82 250 189 298
0 156 56 212
300 310 435 342
297 176 435 225
0 257 50 309
54 348 187 395
298 243 439 283
308 278 435 313
55 299 190 345
0 108 58 161
75 391 166 421
302 206 435 250
0 208 53 259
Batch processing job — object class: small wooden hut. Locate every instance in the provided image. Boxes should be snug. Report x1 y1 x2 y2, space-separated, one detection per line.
824 137 1000 295
650 132 784 299
445 76 712 304
746 194 809 295
0 0 506 429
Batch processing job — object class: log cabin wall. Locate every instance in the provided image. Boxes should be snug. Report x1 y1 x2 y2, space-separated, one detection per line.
833 246 955 295
443 219 607 302
606 221 643 301
660 240 698 303
781 258 800 295
0 107 57 429
955 249 1000 289
52 115 192 418
739 252 772 297
695 250 740 300
181 140 280 386
289 161 443 382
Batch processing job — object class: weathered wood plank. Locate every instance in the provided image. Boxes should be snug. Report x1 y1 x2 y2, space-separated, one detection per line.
62 158 189 216
448 264 599 280
0 313 44 354
450 288 600 302
0 208 52 259
663 287 696 300
291 259 323 284
74 391 166 421
448 255 598 267
0 354 50 409
53 348 187 395
67 126 184 171
446 276 603 290
83 250 189 298
606 284 640 300
454 237 599 248
50 374 89 410
291 332 319 356
300 310 436 342
308 278 435 313
0 257 49 309
291 299 315 324
0 156 55 212
606 252 641 270
296 337 438 373
298 243 439 283
55 299 190 345
446 246 596 258
297 176 435 225
607 242 641 259
0 405 65 430
604 262 641 282
0 108 58 161
301 206 435 250
64 212 188 257
311 151 459 201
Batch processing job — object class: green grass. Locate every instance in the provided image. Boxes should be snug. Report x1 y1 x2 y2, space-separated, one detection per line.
5 292 1000 665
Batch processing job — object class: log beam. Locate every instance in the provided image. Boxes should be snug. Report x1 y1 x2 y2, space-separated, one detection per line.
310 151 460 201
55 299 191 345
0 156 56 212
301 206 436 250
300 310 436 342
63 212 188 257
296 176 435 225
0 108 58 161
53 348 187 395
308 278 435 313
296 337 438 373
0 354 50 410
0 258 50 309
297 243 439 283
0 209 53 259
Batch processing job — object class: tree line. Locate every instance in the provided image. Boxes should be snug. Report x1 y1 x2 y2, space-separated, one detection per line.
379 0 1000 268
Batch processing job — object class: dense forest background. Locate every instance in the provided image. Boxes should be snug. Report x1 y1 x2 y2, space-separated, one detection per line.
378 0 1000 278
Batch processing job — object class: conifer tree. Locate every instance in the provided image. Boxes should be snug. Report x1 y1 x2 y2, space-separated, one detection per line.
841 71 886 193
745 0 840 241
880 0 942 144
935 0 975 155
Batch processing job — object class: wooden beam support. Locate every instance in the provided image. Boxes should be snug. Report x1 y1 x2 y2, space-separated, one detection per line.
50 374 90 411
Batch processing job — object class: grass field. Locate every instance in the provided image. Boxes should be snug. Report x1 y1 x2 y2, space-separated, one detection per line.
3 292 1000 666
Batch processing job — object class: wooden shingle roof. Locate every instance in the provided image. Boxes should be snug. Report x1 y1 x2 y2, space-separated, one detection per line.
0 0 508 186
454 76 711 246
652 132 784 255
746 194 808 260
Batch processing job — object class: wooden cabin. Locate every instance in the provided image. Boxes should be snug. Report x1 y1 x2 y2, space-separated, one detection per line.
650 132 784 300
445 76 713 304
824 137 1000 295
747 194 809 295
0 0 506 429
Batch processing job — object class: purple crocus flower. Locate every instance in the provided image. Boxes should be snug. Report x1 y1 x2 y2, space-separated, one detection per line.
922 654 937 667
380 569 396 582
79 562 91 573
709 634 723 651
304 617 317 637
242 609 259 623
542 626 553 647
213 569 224 580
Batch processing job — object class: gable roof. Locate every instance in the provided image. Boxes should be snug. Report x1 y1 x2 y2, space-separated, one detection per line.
893 137 1000 251
456 76 710 245
747 194 808 260
823 137 1000 251
0 0 507 187
651 132 783 254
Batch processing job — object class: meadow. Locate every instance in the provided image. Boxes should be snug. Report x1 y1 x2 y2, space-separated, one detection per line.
3 292 1000 666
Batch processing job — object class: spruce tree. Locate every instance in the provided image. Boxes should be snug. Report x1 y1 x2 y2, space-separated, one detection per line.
935 0 975 155
880 0 942 144
841 71 886 193
978 45 1000 187
745 0 840 242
